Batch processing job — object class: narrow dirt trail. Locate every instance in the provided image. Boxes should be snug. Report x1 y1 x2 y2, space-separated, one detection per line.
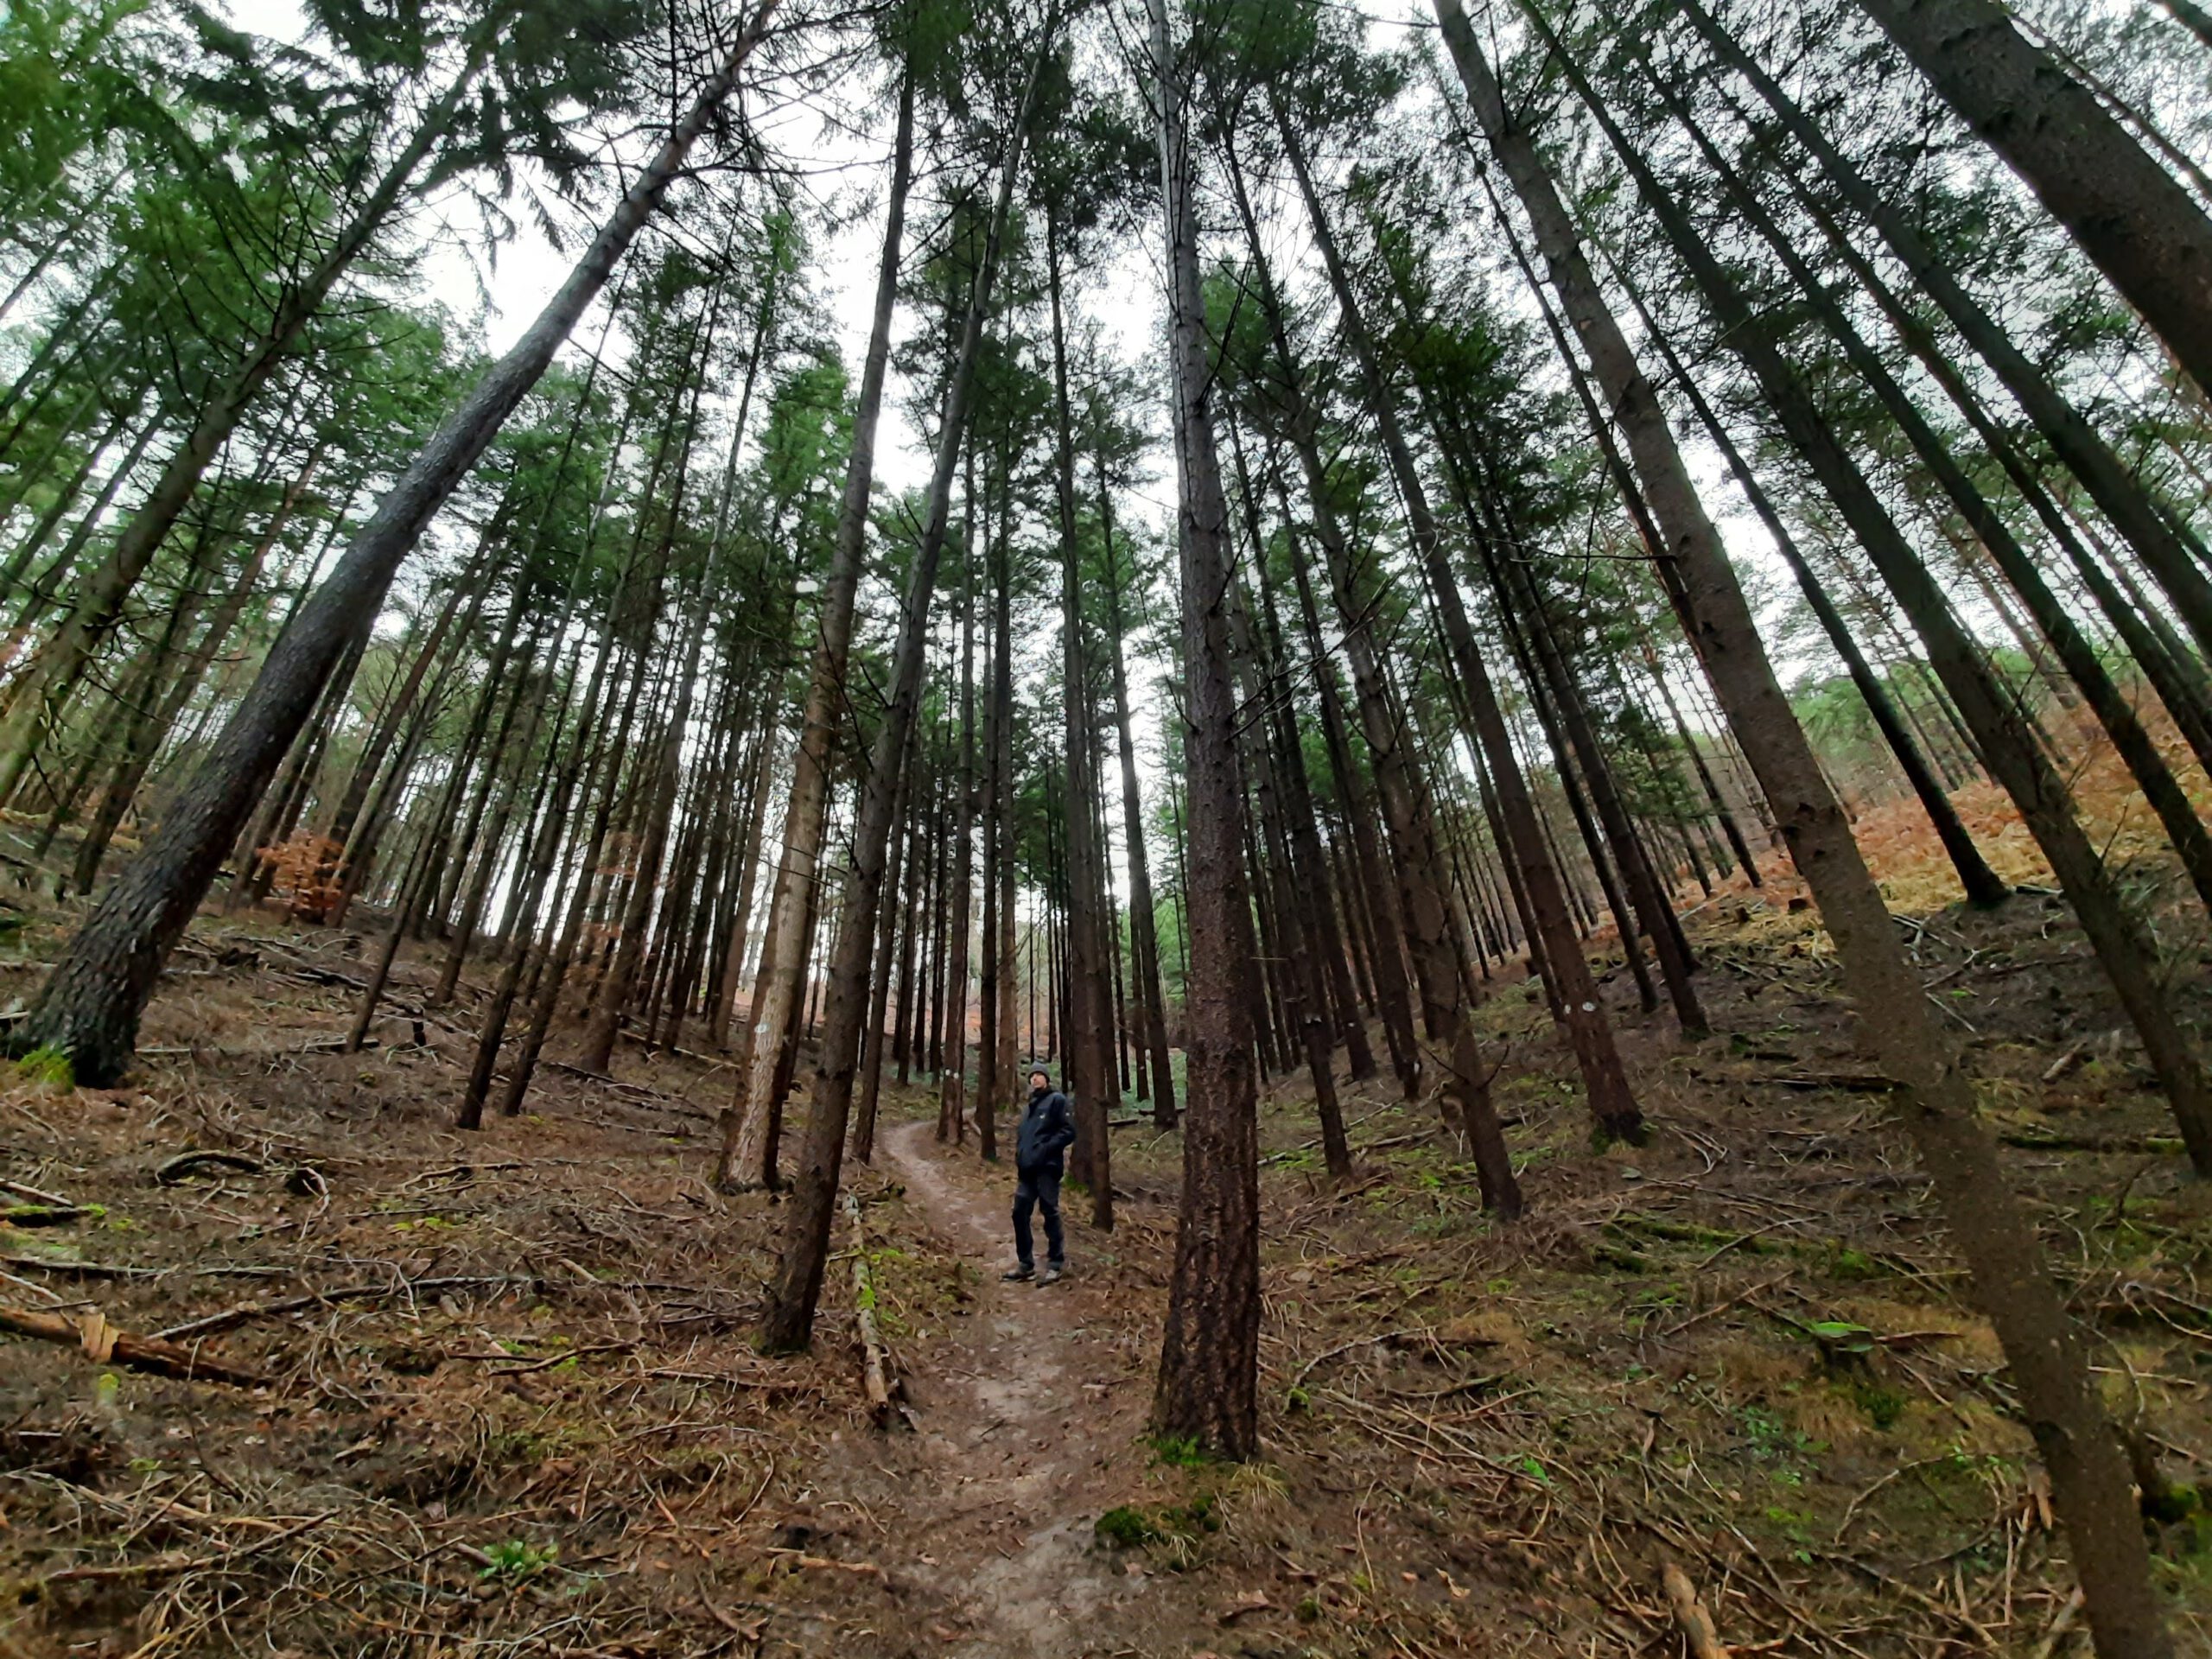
865 1118 1201 1656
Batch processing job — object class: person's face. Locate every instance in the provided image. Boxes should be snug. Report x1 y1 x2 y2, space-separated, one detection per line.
1029 1071 1048 1092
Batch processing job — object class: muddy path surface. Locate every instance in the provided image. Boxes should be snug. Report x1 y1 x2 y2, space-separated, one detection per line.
854 1118 1207 1657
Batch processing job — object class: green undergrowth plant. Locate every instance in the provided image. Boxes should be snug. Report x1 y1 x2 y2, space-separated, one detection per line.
478 1539 557 1583
1093 1492 1221 1567
14 1045 72 1090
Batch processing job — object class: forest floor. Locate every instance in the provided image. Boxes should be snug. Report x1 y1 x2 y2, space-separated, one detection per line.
6 753 2212 1656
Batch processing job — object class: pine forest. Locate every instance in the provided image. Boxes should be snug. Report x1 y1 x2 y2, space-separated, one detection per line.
5 0 2212 1652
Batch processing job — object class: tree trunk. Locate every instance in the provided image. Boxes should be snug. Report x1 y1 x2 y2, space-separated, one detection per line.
0 47 493 804
1599 245 2009 905
1046 206 1115 1227
855 718 918 1163
936 506 978 1156
21 3 780 1085
754 30 1049 1351
575 604 709 1072
716 59 913 1192
1147 0 1262 1459
1580 48 2212 1169
1280 105 1643 1141
1661 73 2212 920
1854 0 2212 401
1099 480 1179 1128
1684 0 2212 671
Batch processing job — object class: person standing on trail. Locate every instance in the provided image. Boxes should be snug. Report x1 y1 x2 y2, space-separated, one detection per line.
1005 1065 1075 1286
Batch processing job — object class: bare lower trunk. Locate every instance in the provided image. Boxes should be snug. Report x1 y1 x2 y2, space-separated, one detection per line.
716 65 914 1192
1148 0 1261 1459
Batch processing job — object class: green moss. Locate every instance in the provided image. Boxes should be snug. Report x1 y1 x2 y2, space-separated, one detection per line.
1827 1246 1880 1282
14 1046 72 1090
1094 1491 1220 1552
1162 1492 1219 1535
1840 1376 1906 1430
1094 1506 1159 1548
1147 1432 1210 1469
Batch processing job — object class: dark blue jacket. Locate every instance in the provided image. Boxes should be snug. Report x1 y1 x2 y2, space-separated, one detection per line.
1016 1087 1077 1176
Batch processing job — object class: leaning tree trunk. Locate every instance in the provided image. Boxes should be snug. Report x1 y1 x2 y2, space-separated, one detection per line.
1279 104 1645 1137
1438 3 2172 1650
1683 0 2212 670
1234 183 1514 1205
1580 48 2212 1173
1658 71 2212 920
1853 0 2212 402
1599 243 2009 906
575 604 709 1072
0 46 493 806
19 1 781 1085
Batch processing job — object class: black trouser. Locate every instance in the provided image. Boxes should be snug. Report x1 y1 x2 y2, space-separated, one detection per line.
1012 1169 1064 1268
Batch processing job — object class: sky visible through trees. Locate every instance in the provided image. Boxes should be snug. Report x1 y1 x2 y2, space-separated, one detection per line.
7 0 2212 1651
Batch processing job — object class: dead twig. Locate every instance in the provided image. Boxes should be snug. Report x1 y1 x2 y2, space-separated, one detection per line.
1662 1563 1732 1659
770 1548 887 1581
442 1341 636 1376
2030 1588 2085 1659
847 1191 895 1426
0 1177 72 1206
0 1301 267 1387
156 1150 265 1185
32 1510 332 1588
1289 1328 1427 1391
0 1253 156 1279
151 1274 538 1344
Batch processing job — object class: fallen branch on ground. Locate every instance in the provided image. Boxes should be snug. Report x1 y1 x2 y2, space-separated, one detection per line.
32 1512 332 1589
770 1548 887 1580
1762 1073 1896 1093
1 1203 92 1225
0 1177 73 1206
1662 1563 1732 1659
156 1150 265 1185
547 1061 718 1121
643 1367 821 1398
846 1191 894 1427
445 1340 636 1375
1288 1328 1428 1391
152 1274 541 1344
1 1252 156 1278
0 1302 268 1387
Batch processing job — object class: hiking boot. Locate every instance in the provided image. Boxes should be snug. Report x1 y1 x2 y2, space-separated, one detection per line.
1001 1264 1034 1281
1036 1263 1065 1287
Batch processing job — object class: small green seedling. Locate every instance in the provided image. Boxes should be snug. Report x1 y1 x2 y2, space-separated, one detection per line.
479 1540 557 1583
1806 1319 1877 1366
